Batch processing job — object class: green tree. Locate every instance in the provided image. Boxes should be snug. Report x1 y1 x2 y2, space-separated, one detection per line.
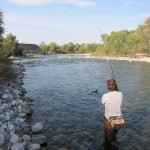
2 33 21 57
137 17 150 53
75 43 86 54
39 41 47 52
48 42 58 54
86 43 97 53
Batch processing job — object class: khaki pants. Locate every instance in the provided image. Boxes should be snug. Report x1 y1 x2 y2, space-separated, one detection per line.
104 119 118 143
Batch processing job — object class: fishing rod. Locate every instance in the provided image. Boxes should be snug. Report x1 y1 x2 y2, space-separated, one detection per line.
95 27 115 79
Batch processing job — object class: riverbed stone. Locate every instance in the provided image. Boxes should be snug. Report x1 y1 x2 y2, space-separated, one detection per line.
4 115 11 121
2 94 9 100
0 134 4 146
8 124 15 132
0 121 2 127
9 133 19 144
28 143 41 150
22 103 33 115
31 123 43 133
31 135 47 145
0 128 7 138
18 112 26 118
11 143 24 150
22 141 28 149
0 114 4 120
0 105 5 114
23 134 31 143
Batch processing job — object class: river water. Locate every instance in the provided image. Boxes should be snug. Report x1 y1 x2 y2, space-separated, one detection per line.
21 54 150 150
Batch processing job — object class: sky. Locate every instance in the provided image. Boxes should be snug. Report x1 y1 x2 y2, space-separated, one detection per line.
0 0 150 45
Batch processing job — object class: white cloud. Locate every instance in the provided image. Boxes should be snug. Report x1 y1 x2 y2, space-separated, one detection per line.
8 0 95 7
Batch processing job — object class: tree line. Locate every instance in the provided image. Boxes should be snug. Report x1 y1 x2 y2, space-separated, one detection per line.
39 17 150 56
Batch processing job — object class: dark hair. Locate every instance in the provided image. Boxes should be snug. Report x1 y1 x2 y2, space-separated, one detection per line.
107 78 119 91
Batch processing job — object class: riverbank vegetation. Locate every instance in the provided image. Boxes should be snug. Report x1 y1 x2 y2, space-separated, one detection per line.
0 9 22 83
39 17 150 57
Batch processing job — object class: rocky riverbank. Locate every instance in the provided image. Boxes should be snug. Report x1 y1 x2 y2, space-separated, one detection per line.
0 63 47 150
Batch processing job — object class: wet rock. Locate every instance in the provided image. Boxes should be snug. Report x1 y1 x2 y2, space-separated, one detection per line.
2 94 9 100
0 134 4 146
31 135 47 145
0 121 2 127
28 143 41 150
22 140 28 149
18 112 26 118
22 103 33 115
2 93 13 101
11 143 24 150
8 124 15 133
31 123 43 133
9 133 19 144
23 134 31 143
0 105 6 114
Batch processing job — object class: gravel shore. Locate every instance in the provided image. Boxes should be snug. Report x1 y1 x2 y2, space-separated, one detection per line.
85 54 150 63
0 63 47 150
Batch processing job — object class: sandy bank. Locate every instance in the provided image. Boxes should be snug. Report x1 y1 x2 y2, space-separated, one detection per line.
85 54 150 63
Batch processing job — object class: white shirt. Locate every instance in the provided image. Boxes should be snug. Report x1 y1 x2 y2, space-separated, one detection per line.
101 91 123 119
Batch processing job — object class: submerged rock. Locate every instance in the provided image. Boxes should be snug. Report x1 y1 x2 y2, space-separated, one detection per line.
22 103 33 115
31 135 47 145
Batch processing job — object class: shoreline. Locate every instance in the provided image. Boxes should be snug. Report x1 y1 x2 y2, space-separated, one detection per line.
9 54 150 63
84 54 150 63
0 63 47 150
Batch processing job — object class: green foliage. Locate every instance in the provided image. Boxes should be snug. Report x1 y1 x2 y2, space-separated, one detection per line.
0 10 17 83
39 41 47 52
137 17 150 53
48 42 59 54
0 9 4 35
2 33 22 57
0 55 16 83
75 43 86 54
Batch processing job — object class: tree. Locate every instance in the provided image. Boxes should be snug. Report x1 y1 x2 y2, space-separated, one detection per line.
39 41 47 52
137 17 150 53
2 33 21 57
75 43 86 54
48 42 58 54
86 43 97 53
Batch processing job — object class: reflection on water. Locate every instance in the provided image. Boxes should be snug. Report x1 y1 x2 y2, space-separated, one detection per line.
21 54 150 150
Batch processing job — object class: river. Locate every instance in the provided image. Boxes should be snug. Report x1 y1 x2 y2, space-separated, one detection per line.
21 54 150 150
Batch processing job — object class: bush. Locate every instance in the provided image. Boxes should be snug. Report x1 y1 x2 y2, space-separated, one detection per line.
0 55 16 83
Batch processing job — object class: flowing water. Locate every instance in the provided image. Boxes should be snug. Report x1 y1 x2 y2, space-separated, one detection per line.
21 54 150 150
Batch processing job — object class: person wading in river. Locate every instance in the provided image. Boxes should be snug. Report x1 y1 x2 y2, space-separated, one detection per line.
101 78 124 146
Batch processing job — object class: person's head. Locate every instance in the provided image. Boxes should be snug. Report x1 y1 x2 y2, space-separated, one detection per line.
106 78 119 91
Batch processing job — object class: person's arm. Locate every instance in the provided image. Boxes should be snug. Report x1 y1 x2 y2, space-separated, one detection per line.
101 94 106 104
